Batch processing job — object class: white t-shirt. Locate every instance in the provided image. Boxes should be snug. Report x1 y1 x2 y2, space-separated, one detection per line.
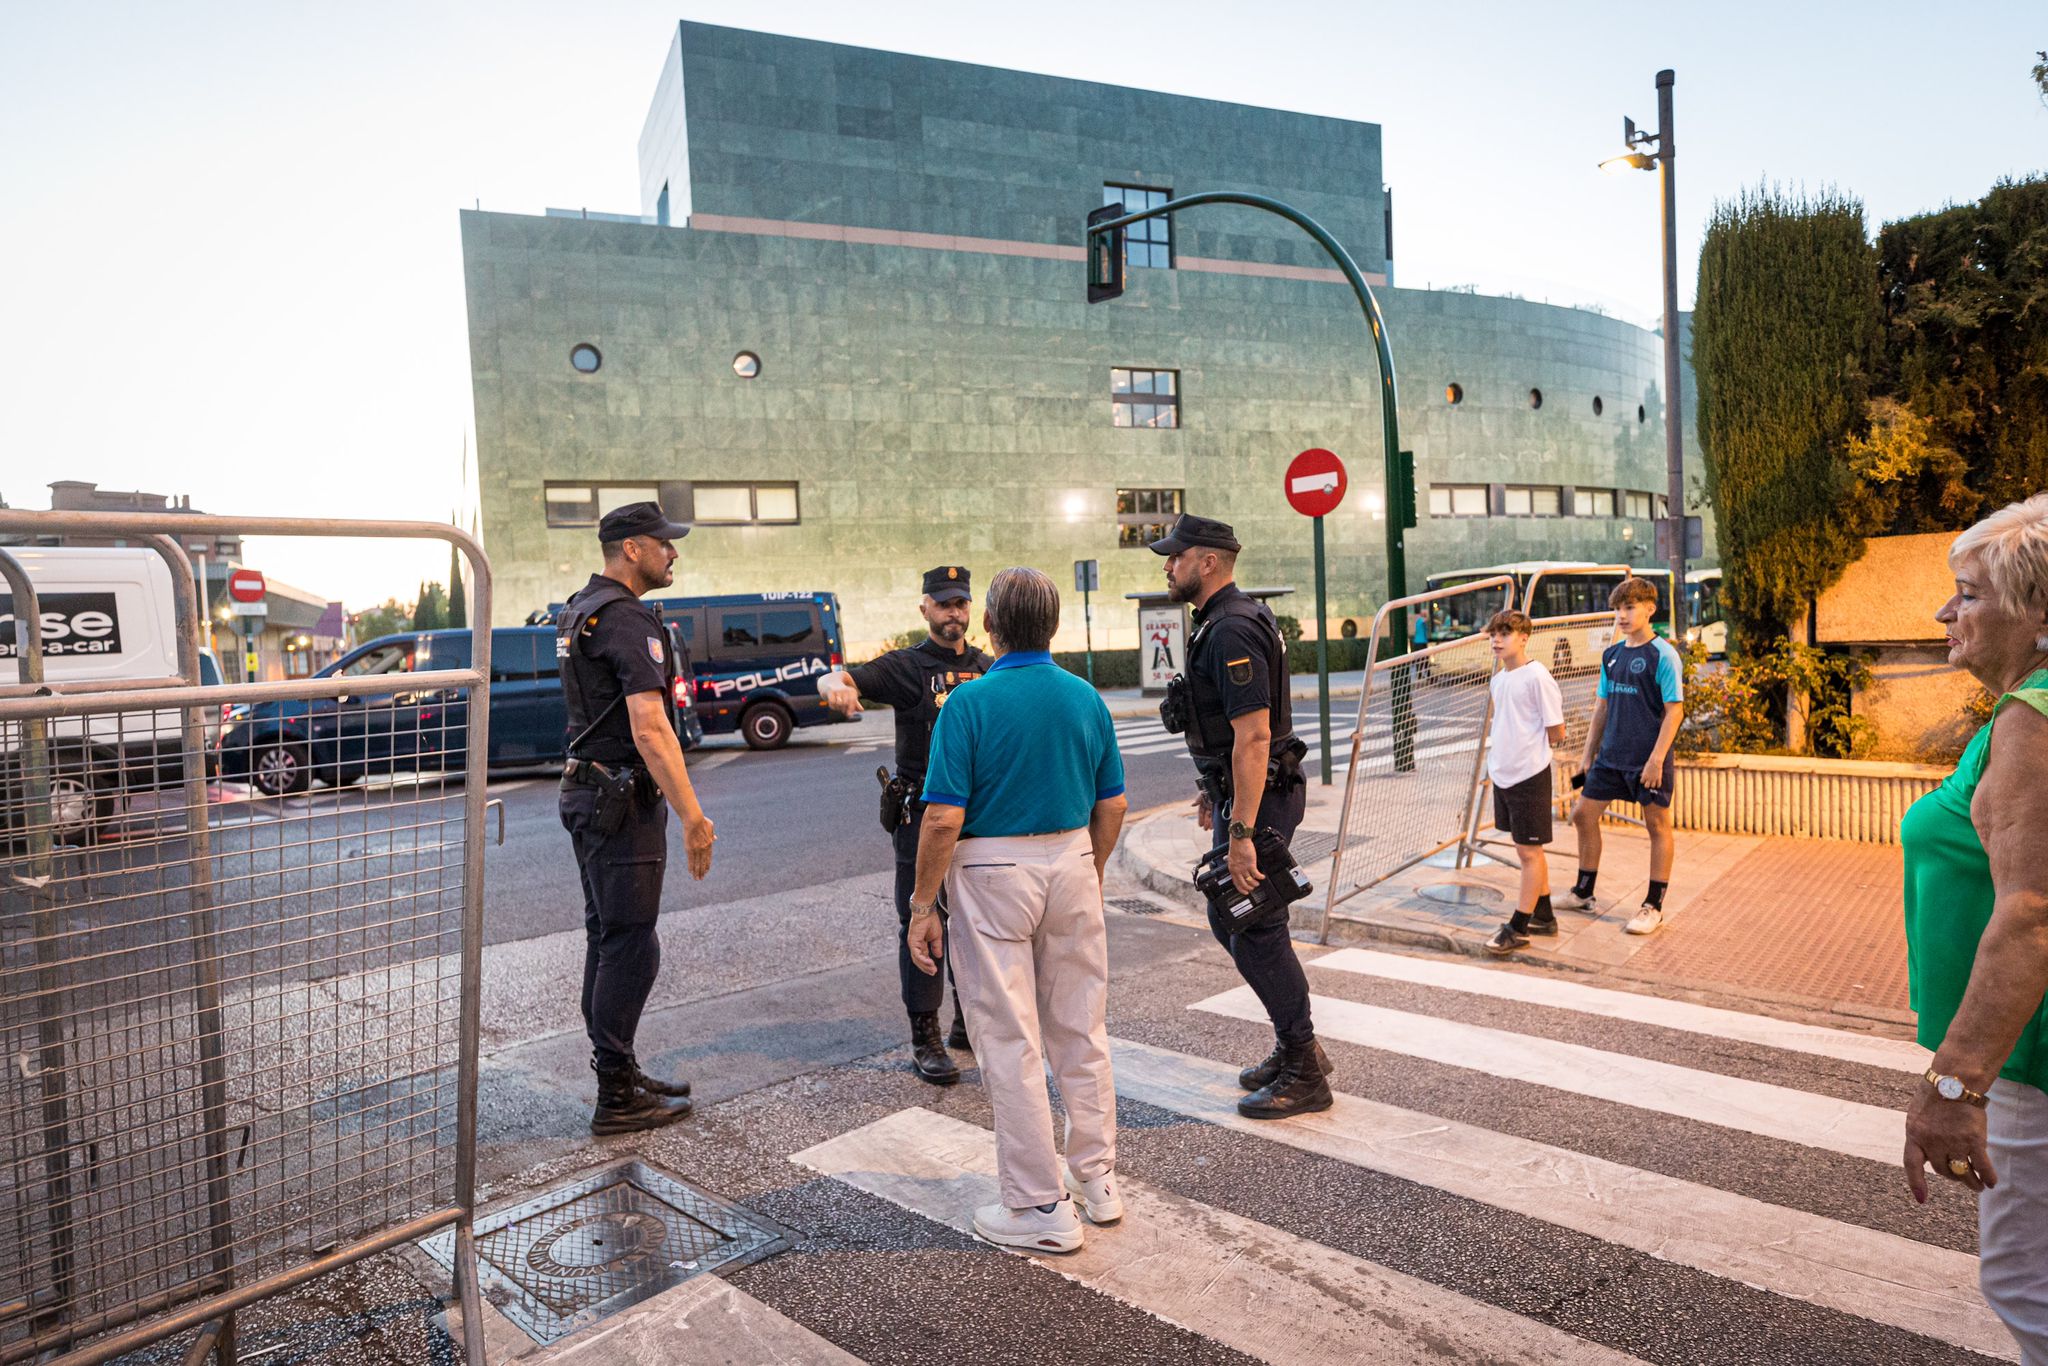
1488 659 1565 788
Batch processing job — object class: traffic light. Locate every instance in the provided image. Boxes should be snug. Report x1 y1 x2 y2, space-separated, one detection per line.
1087 203 1126 303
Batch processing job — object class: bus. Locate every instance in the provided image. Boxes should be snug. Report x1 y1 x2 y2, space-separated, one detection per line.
1420 562 1675 673
1685 567 1726 658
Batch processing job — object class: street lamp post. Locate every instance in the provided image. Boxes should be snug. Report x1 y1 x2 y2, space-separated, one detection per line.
1087 192 1418 777
1602 68 1688 642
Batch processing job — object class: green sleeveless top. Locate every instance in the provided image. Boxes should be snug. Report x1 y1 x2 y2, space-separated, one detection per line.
1900 667 2048 1088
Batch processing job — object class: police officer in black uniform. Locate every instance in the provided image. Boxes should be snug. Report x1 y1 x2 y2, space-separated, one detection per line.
1153 514 1333 1119
557 501 719 1135
817 566 992 1085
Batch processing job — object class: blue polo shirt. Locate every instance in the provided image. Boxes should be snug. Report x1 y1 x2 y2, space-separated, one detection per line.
922 651 1125 837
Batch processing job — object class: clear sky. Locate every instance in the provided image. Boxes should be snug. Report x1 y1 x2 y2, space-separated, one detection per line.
3 1 2041 609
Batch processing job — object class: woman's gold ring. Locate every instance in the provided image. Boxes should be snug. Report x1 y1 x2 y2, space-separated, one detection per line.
1947 1157 1973 1178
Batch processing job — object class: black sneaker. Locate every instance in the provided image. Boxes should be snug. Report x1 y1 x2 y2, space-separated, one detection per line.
1527 915 1560 938
1485 924 1531 956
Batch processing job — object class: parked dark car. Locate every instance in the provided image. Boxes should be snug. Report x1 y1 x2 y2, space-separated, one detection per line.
218 625 702 796
534 592 854 750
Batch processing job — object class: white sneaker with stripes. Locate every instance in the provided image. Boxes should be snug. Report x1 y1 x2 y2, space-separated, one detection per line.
971 1198 1084 1254
1064 1167 1123 1224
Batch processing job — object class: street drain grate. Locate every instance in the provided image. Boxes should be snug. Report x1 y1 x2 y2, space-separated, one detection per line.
1107 896 1166 916
422 1162 787 1344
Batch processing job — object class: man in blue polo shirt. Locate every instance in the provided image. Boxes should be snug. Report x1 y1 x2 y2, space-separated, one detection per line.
906 566 1129 1255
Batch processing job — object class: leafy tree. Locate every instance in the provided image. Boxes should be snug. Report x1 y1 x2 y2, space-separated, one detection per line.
1876 177 2048 516
413 580 448 632
2034 50 2047 105
351 599 411 642
1842 397 1978 533
1693 185 1881 643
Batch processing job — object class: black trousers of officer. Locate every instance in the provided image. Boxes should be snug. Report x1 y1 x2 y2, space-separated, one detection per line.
1209 780 1313 1047
561 782 667 1072
891 802 955 1017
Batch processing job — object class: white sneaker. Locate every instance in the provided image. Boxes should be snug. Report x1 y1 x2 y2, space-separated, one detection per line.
1624 904 1665 935
1554 889 1599 912
1064 1168 1124 1224
972 1199 1084 1253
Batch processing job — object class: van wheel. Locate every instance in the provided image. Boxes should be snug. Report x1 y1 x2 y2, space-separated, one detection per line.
740 703 793 751
47 768 115 846
252 741 311 796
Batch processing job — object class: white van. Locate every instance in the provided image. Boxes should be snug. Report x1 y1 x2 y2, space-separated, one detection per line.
2 546 212 841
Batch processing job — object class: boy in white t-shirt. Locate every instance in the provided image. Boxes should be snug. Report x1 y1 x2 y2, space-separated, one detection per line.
1481 610 1567 955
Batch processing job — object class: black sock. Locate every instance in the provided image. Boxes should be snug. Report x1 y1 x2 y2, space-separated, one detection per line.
1035 1202 1059 1214
1646 880 1668 909
1532 894 1554 923
1573 870 1598 898
1509 910 1532 932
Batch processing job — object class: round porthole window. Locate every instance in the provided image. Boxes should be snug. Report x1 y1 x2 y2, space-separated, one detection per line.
1528 388 1544 410
732 351 761 379
1638 403 1648 424
1445 382 1464 405
1592 395 1604 416
569 343 602 374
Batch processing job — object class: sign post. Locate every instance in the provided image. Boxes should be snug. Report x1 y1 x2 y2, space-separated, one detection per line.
1285 449 1347 785
229 568 266 681
1073 559 1100 685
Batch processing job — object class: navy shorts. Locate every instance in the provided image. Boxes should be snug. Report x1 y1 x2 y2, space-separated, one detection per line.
1581 756 1675 809
1492 769 1553 846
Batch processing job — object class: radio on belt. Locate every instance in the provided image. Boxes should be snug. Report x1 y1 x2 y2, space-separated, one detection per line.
1193 829 1314 927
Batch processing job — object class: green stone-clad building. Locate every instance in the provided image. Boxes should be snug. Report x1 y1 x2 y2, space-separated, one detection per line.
461 21 1701 648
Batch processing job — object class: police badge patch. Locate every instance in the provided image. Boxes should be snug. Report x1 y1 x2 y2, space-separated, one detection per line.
1226 656 1254 685
647 637 665 664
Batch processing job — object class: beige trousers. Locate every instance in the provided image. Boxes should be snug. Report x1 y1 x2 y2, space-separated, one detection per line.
944 827 1116 1210
1982 1079 2048 1365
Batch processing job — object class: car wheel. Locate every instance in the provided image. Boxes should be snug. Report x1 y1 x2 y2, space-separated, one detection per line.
46 769 114 846
253 741 311 796
740 703 793 751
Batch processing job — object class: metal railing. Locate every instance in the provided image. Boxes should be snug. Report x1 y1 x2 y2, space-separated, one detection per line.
0 512 489 1366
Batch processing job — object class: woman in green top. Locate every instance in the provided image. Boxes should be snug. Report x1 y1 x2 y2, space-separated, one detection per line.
1900 492 2048 1363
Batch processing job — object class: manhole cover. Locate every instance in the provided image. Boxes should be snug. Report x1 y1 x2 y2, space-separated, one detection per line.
422 1162 786 1344
1106 896 1165 916
1417 883 1502 906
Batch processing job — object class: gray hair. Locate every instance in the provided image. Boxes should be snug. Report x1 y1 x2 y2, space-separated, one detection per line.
984 566 1061 653
1950 491 2048 631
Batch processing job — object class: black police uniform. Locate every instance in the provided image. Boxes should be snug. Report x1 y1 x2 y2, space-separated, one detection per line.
557 526 683 1079
1155 516 1315 1052
845 567 992 1022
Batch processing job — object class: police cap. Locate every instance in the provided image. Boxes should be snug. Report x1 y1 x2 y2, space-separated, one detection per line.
1148 513 1241 556
922 565 972 603
597 501 691 544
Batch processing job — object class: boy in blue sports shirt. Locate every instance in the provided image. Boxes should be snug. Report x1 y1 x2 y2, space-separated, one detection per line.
1556 577 1684 935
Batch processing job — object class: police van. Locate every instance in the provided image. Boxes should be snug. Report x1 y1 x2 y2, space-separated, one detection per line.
217 623 703 796
535 591 855 750
1 546 206 842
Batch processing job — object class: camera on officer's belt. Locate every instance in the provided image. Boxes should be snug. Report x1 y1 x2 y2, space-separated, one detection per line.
1193 830 1313 927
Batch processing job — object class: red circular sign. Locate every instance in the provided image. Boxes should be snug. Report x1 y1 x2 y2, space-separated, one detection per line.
228 569 267 603
1285 448 1347 518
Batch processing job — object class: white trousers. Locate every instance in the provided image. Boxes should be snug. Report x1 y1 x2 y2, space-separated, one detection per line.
1983 1079 2048 1365
944 828 1116 1211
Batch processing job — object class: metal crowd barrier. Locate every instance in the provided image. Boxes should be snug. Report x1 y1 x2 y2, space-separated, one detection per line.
1313 576 1514 943
0 512 488 1366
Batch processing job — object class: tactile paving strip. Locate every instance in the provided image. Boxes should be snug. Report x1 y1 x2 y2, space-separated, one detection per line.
423 1162 786 1344
1106 896 1166 916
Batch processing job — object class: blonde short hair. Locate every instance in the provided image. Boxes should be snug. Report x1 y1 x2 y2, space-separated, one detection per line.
1949 492 2048 623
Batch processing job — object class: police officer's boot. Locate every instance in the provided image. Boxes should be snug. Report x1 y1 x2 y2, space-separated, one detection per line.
591 1062 691 1135
947 1003 971 1052
1236 1037 1334 1120
909 1012 960 1086
1238 1038 1332 1092
632 1065 692 1099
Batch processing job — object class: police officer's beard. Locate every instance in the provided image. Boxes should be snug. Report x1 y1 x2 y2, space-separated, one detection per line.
1165 567 1198 604
930 619 965 644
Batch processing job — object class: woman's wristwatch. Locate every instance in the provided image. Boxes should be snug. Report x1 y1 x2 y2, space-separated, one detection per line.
1923 1067 1990 1107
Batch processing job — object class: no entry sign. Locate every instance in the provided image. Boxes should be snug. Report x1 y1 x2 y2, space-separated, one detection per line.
228 569 267 603
1285 448 1347 518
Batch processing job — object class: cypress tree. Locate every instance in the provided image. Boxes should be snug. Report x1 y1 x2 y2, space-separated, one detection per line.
1692 185 1880 643
447 543 468 629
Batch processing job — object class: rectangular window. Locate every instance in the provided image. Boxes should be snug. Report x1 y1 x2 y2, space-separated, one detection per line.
1654 494 1670 519
692 482 801 525
1503 485 1562 517
1624 491 1653 519
1575 488 1615 518
720 611 761 648
543 482 659 528
1105 184 1171 269
1115 487 1184 548
1430 484 1488 518
759 609 818 646
1111 369 1179 428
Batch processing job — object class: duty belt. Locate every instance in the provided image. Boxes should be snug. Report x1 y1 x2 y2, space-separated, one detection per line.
563 756 639 786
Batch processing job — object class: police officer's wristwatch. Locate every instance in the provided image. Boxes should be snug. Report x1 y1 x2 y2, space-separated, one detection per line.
1228 820 1254 842
909 896 941 918
1923 1067 1990 1107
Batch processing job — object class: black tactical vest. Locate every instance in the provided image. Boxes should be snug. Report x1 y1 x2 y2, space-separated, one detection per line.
1184 589 1295 763
556 577 674 764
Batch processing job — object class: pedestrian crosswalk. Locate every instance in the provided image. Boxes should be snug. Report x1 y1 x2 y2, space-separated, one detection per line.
1114 707 1477 776
743 944 2011 1364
